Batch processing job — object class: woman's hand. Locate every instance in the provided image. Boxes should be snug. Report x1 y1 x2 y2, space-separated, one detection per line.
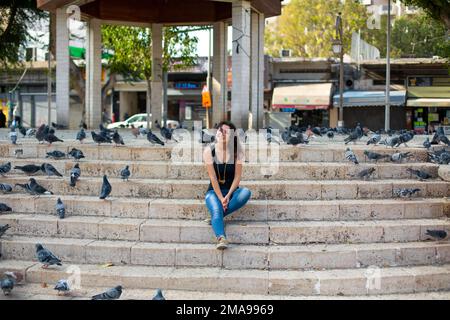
221 195 230 212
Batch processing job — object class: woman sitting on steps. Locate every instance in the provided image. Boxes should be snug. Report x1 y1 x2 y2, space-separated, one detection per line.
203 121 251 250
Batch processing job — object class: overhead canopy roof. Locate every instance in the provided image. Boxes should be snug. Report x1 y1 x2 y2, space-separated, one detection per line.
272 83 333 110
407 99 450 107
37 0 282 24
333 91 406 107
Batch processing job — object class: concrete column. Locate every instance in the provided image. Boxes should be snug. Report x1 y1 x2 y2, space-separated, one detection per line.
85 18 102 129
250 10 265 130
151 23 163 127
55 8 70 127
231 0 251 129
212 21 228 127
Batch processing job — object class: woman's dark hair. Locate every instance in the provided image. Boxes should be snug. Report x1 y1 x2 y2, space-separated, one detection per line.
217 120 240 163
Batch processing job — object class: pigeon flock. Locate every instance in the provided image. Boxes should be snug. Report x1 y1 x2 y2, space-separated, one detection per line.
1 121 449 299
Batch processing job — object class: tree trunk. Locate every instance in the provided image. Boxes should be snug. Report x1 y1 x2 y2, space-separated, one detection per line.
146 79 152 129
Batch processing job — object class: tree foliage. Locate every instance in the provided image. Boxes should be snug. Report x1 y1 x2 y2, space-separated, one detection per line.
0 0 47 67
399 0 450 29
265 0 369 58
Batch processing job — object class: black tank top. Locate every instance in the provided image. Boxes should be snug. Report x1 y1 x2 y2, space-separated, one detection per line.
207 145 236 192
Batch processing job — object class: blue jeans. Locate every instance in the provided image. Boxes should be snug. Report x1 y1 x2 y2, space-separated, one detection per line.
205 188 251 238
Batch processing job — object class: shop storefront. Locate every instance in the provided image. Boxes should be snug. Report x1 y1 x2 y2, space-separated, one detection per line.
271 83 333 127
333 91 407 130
406 76 450 134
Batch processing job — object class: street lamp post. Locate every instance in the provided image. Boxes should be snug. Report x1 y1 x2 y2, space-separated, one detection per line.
333 12 344 128
385 0 391 132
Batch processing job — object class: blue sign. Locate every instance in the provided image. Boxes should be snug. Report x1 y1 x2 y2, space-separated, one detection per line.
280 108 296 113
174 82 200 90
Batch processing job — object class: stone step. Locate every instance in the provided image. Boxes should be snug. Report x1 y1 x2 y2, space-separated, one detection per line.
4 283 450 300
0 260 449 296
1 236 450 271
0 214 449 245
1 142 429 163
2 176 447 200
0 194 446 221
4 157 440 180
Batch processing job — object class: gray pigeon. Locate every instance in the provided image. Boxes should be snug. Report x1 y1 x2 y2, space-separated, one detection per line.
91 285 122 300
41 163 63 178
36 243 62 268
147 130 165 146
46 150 66 160
394 188 421 199
384 136 400 148
29 178 53 195
423 137 431 149
364 150 389 162
406 168 431 181
54 279 70 295
9 128 17 145
0 203 12 213
14 164 42 175
356 167 376 180
0 224 11 238
99 175 112 199
26 128 36 137
0 162 11 176
44 128 64 145
120 165 131 181
345 148 359 165
68 148 85 161
56 198 65 219
0 183 13 193
1 272 17 296
76 128 86 143
152 288 165 300
113 130 125 146
390 152 412 163
367 134 381 146
425 230 447 241
14 183 33 195
70 164 81 187
91 131 112 145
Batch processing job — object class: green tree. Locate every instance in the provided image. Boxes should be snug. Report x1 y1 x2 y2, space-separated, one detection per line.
399 0 450 30
0 0 47 67
101 25 199 125
265 0 369 57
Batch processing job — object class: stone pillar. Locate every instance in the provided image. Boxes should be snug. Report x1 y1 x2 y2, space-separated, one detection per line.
231 0 251 130
85 18 102 129
55 8 70 127
151 23 163 127
251 10 265 130
212 21 228 127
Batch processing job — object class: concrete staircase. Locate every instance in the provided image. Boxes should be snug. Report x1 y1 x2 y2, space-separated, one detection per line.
0 140 449 298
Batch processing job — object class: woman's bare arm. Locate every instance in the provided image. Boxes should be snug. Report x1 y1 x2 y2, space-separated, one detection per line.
225 159 242 199
204 147 224 201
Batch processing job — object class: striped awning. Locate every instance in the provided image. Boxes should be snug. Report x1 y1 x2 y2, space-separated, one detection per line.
333 91 406 107
407 98 450 107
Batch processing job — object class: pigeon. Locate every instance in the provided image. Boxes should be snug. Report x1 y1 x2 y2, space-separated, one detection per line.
131 125 140 138
425 230 447 241
287 131 308 146
364 151 390 162
54 279 70 295
19 127 27 138
152 289 165 300
9 128 17 145
326 130 334 139
29 178 53 195
356 167 376 180
393 188 421 198
200 129 215 144
91 285 122 300
44 128 64 145
407 168 431 181
14 183 33 195
139 127 149 136
120 165 130 181
55 198 65 219
423 137 431 149
51 122 66 130
0 183 13 193
70 164 81 187
35 124 48 144
91 131 112 145
26 128 36 137
147 130 165 146
390 152 412 163
76 128 86 143
429 149 450 164
312 127 322 136
345 148 359 165
99 175 112 200
396 131 415 147
68 148 85 161
46 150 66 160
36 243 62 268
383 136 401 148
0 224 11 238
14 149 23 158
0 203 12 212
367 134 381 146
14 164 42 175
99 124 114 138
436 129 450 146
157 122 178 143
1 272 17 296
112 130 125 146
344 125 363 145
41 163 63 178
0 162 11 176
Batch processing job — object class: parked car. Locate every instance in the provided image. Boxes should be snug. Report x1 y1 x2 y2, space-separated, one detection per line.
107 113 179 130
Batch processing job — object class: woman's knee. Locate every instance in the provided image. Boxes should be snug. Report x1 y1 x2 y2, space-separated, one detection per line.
238 187 251 203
